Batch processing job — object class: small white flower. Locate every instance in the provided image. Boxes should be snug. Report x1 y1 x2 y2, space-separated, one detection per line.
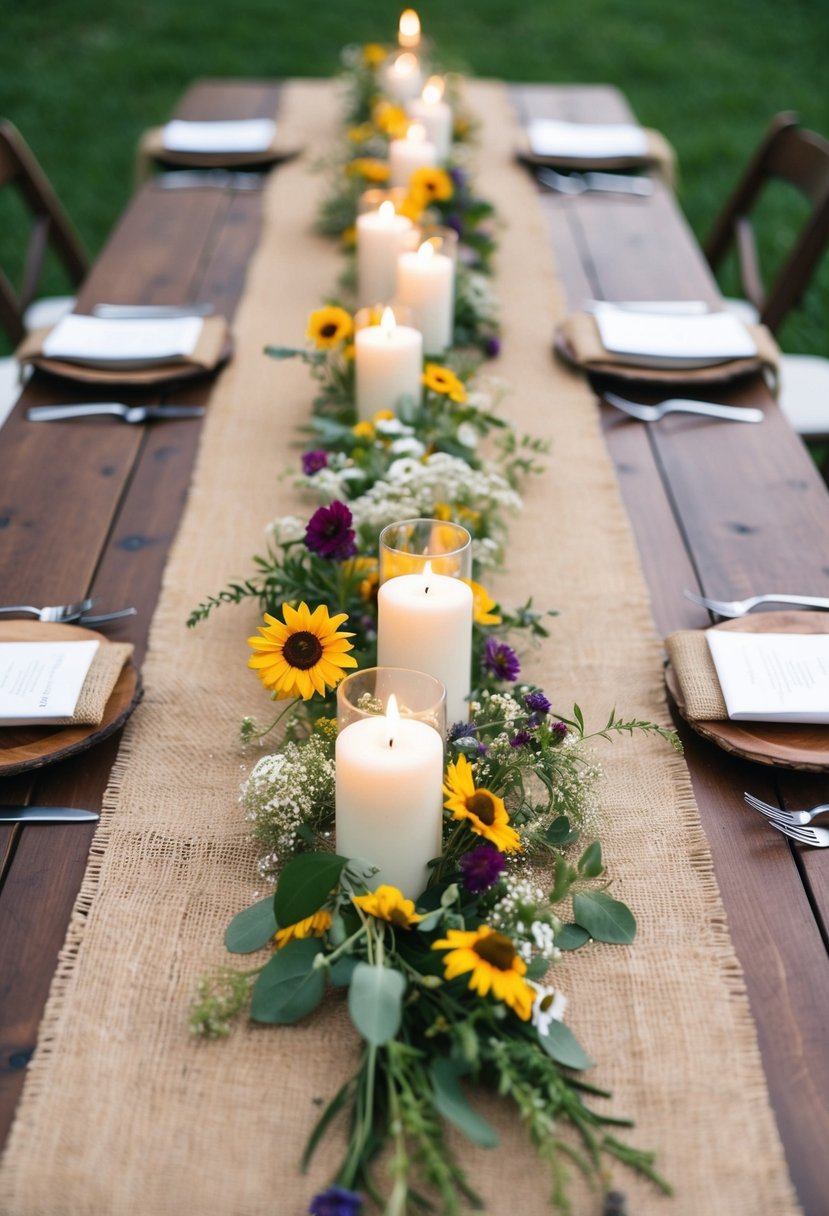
456 422 478 450
390 437 426 458
529 983 568 1036
267 515 306 546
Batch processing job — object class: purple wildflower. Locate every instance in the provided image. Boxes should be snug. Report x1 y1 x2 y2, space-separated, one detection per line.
445 212 464 235
305 501 357 561
484 335 501 358
450 166 467 191
448 720 478 743
483 636 520 682
510 729 532 749
302 449 328 475
459 844 505 893
552 721 569 739
309 1187 363 1216
524 690 551 714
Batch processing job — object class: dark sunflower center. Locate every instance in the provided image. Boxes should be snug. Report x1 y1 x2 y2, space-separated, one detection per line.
320 322 338 339
389 908 411 928
466 791 496 825
473 931 516 971
283 630 323 670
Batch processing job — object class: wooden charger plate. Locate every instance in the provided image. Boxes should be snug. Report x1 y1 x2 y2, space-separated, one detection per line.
0 621 142 776
665 611 829 771
553 328 764 386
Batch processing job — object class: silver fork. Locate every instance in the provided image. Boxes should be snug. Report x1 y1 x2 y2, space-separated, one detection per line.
603 391 764 424
536 166 653 196
684 590 829 617
744 792 829 827
0 598 94 622
766 821 829 848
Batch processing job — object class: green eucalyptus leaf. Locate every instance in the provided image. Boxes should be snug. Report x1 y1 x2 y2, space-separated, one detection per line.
555 923 591 951
348 962 406 1045
572 891 637 944
525 956 551 980
273 853 349 928
224 897 277 954
431 1059 499 1148
544 816 577 845
250 939 325 1024
578 841 604 879
549 855 578 904
539 1020 593 1070
329 956 358 988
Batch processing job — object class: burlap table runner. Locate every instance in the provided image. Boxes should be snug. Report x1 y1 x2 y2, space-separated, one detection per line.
0 80 799 1216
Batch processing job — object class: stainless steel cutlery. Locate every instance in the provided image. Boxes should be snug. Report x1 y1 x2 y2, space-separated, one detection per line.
91 303 214 319
604 391 764 423
536 166 653 196
27 402 205 424
0 806 99 824
684 590 829 616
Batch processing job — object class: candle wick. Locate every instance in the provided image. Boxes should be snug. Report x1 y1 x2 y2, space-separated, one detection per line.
424 584 430 595
389 736 394 748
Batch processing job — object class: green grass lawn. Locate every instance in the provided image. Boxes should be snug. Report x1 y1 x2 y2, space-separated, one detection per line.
1 0 826 359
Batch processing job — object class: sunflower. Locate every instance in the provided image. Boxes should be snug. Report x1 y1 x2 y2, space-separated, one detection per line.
409 166 454 207
347 122 376 143
275 908 332 949
352 885 424 929
373 101 409 139
422 363 467 403
307 306 353 350
352 420 375 441
347 157 391 184
362 42 388 67
432 926 534 1020
443 754 521 852
464 579 502 626
247 602 358 700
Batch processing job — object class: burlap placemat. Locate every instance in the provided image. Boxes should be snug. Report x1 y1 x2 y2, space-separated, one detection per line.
0 80 800 1216
665 630 729 720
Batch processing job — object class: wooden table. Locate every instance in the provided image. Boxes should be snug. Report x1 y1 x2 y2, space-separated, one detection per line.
1 79 828 1213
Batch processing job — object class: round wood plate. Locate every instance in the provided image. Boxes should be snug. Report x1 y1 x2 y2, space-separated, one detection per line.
0 621 142 776
665 611 829 770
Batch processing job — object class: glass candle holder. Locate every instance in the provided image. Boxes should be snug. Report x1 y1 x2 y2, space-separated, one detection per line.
358 187 411 215
337 666 446 740
354 302 415 330
379 518 472 583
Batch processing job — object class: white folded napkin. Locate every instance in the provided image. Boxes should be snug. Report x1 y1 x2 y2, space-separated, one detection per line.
706 631 829 723
528 119 649 159
595 308 758 368
161 119 277 153
42 314 203 366
0 640 99 725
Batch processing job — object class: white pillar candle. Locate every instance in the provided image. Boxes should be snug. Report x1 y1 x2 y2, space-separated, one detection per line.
382 52 423 104
388 122 436 188
398 8 421 48
356 201 414 308
408 77 452 162
336 695 443 899
396 240 455 355
377 563 472 726
354 307 423 420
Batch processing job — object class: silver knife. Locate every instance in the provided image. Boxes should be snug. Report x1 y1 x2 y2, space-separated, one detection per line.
92 303 215 319
582 170 654 196
156 170 265 190
27 403 205 422
0 806 100 824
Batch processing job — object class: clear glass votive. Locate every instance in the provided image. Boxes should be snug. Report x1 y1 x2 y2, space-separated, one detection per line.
354 302 415 331
379 518 472 583
337 666 446 739
402 224 459 266
358 186 411 215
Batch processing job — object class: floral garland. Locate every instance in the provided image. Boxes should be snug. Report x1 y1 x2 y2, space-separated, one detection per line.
191 24 676 1216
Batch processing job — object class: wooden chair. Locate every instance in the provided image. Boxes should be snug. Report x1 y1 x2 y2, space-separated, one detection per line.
0 120 89 424
0 120 88 347
703 113 829 452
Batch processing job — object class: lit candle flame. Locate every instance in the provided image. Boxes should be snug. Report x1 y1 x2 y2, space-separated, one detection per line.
422 559 433 594
422 76 444 105
406 121 426 144
394 51 418 78
378 199 396 222
380 306 397 337
398 9 421 48
386 692 400 747
417 239 435 261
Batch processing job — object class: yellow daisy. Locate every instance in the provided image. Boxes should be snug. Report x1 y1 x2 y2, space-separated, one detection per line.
347 157 391 184
432 926 534 1020
352 420 375 441
352 885 424 929
247 602 358 701
398 194 424 224
373 101 409 139
443 754 522 853
362 42 388 68
409 165 454 207
275 908 332 949
464 579 502 626
348 122 376 143
422 362 467 403
307 305 353 349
